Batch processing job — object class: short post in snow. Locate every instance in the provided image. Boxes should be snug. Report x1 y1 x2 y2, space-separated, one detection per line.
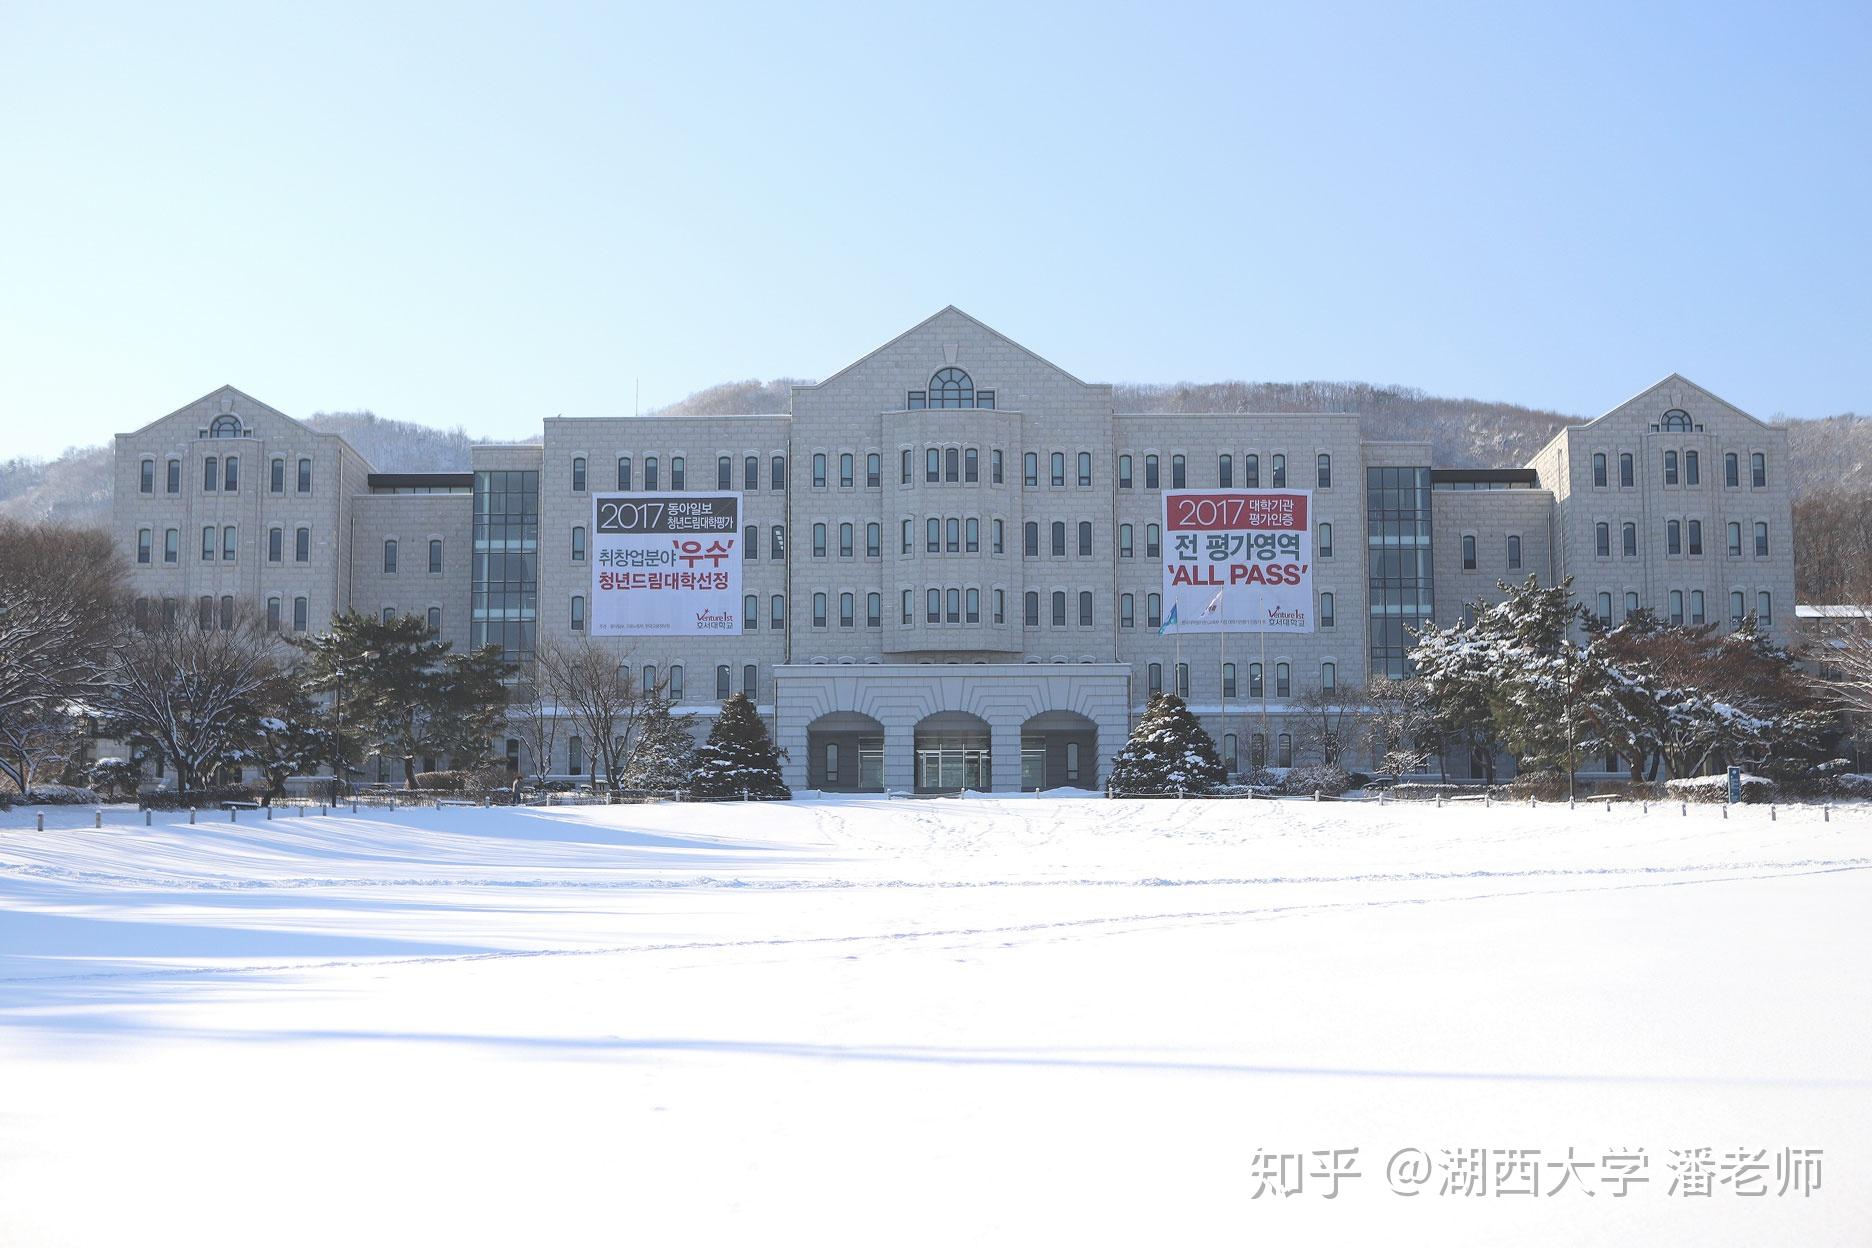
389 796 396 812
1824 805 1831 823
743 787 750 803
1435 794 1442 809
95 810 102 829
1722 805 1728 820
1568 798 1575 811
188 807 196 825
145 809 151 826
36 812 44 832
298 806 305 818
229 806 237 823
1770 805 1776 822
1681 802 1687 816
351 802 358 814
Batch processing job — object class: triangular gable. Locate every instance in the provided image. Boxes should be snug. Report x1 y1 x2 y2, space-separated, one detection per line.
796 305 1095 394
1582 373 1773 431
117 384 315 441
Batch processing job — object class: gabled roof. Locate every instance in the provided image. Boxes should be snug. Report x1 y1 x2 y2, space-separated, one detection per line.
117 384 315 442
1525 373 1773 466
795 305 1096 393
1581 373 1772 432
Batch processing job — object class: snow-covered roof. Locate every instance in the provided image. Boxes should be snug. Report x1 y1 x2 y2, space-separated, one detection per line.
1796 604 1871 619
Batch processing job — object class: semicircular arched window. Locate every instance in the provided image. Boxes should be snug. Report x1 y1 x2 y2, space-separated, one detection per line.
929 368 974 409
1661 408 1691 431
210 414 244 437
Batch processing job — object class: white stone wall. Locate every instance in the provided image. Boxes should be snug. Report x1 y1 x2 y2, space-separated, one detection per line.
1531 376 1796 640
113 386 368 638
1431 488 1556 624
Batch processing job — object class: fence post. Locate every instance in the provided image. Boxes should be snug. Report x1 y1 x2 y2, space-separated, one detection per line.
351 802 357 814
1770 805 1776 822
266 805 273 820
230 806 237 823
95 810 102 829
298 806 305 818
1379 789 1387 805
36 812 44 832
389 797 396 812
1568 798 1575 811
1722 805 1728 820
1435 794 1442 809
189 807 196 825
1680 802 1687 816
145 809 152 826
743 787 750 803
1824 805 1831 823
1642 801 1648 815
1314 789 1323 802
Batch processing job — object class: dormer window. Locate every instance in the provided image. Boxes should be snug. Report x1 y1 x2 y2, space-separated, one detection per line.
1661 409 1691 431
210 414 243 438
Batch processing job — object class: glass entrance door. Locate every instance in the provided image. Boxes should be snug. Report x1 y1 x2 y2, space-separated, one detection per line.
915 735 991 791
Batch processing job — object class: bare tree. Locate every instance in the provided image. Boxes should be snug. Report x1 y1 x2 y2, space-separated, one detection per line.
1292 684 1362 768
510 673 563 787
97 616 277 796
535 638 647 791
0 521 126 791
1365 676 1436 777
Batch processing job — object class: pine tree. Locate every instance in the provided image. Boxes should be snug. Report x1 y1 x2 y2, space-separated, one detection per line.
688 692 789 799
1108 692 1224 794
618 696 696 791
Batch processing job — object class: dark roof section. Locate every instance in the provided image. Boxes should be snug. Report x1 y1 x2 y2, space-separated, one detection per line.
368 472 475 489
1430 468 1539 485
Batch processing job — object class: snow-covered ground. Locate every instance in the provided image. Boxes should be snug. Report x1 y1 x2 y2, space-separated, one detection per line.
1 796 1867 1245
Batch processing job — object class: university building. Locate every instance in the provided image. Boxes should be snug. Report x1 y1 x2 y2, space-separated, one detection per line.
112 307 1796 791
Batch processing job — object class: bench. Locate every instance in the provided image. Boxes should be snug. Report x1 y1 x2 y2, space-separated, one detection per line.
220 800 261 811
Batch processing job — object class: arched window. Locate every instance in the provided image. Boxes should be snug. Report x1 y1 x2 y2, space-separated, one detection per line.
869 592 882 626
1317 453 1331 488
1669 590 1684 625
1024 591 1040 626
1245 454 1260 487
1593 452 1607 487
210 414 243 437
840 592 854 627
617 456 632 489
1622 522 1637 557
1077 452 1091 486
1597 592 1612 622
1051 521 1066 556
1146 593 1161 628
717 664 732 699
718 455 732 489
1078 591 1093 626
744 593 759 626
570 596 585 631
1024 521 1039 557
929 368 974 408
1320 522 1335 559
383 539 398 573
1050 451 1065 487
1320 591 1335 628
1750 452 1766 487
572 457 587 492
1078 521 1092 556
570 527 585 562
1249 662 1263 696
1051 591 1066 625
1595 522 1611 557
1322 661 1337 691
1662 409 1691 431
1119 524 1133 558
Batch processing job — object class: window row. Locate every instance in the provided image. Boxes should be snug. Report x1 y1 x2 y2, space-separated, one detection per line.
380 539 446 574
136 456 316 495
1459 533 1524 572
1592 589 1773 627
1590 450 1768 489
576 454 788 493
1592 520 1771 558
898 446 1004 486
1114 452 1328 490
1143 659 1339 699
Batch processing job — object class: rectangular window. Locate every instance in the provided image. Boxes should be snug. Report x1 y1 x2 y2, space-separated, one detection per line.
945 447 959 483
964 448 978 483
203 457 218 492
841 453 854 488
167 460 181 493
773 455 786 490
992 449 1003 484
868 453 881 487
139 460 154 493
645 457 659 490
136 529 151 563
298 458 312 492
1506 535 1522 569
671 457 684 490
296 528 310 561
1171 454 1185 489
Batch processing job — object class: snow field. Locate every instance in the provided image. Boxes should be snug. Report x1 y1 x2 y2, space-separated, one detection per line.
0 796 1867 1245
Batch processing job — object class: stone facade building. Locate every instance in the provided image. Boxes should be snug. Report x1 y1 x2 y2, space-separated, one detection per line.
111 308 1797 790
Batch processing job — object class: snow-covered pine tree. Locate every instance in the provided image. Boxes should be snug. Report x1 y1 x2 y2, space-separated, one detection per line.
618 696 696 792
1107 692 1224 795
688 692 790 799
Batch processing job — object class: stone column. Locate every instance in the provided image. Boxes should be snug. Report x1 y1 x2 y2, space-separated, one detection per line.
883 721 916 793
989 713 1025 793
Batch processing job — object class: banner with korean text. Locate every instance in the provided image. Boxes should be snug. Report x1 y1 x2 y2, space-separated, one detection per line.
592 493 743 636
1161 489 1313 633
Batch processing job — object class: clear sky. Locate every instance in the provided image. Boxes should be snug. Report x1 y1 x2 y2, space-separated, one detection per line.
1 1 1867 459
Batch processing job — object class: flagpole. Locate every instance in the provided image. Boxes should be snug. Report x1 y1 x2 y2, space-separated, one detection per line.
1219 610 1230 776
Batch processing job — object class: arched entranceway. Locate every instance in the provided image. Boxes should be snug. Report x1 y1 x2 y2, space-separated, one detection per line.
806 711 885 791
914 711 993 793
1020 710 1098 791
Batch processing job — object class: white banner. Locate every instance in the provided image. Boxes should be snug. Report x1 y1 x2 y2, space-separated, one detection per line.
592 493 743 636
1161 489 1314 633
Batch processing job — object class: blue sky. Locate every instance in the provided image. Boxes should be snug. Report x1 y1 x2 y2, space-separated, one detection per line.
1 1 1866 459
